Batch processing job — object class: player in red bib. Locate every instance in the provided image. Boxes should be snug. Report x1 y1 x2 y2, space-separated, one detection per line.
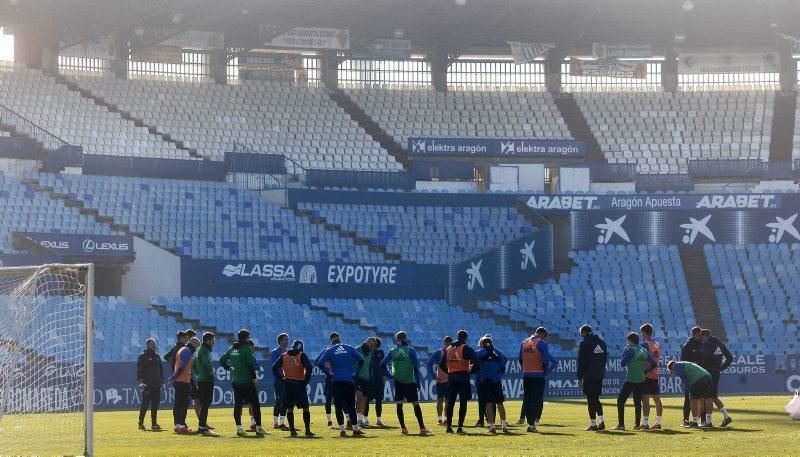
271 340 314 437
640 324 663 430
439 330 476 434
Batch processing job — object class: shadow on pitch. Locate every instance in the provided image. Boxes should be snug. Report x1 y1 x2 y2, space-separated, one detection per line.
555 399 789 418
646 428 689 436
695 427 762 433
597 430 635 436
537 431 575 436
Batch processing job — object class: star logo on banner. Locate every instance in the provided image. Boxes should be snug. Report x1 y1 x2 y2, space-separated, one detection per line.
680 215 715 245
595 215 630 244
767 214 800 243
520 241 537 270
466 259 484 291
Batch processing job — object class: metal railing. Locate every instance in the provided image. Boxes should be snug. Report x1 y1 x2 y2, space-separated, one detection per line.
81 155 225 181
0 103 70 152
304 169 413 191
689 159 796 182
590 163 638 182
228 142 310 191
634 173 694 192
689 159 765 179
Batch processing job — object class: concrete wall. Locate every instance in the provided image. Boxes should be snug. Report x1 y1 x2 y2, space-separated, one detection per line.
590 182 636 193
257 188 288 207
0 158 37 179
493 163 545 192
415 180 478 192
559 166 591 192
121 237 180 304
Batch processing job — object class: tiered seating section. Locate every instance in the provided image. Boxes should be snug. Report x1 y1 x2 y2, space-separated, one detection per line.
577 91 774 174
346 89 571 150
36 173 385 262
94 296 191 362
0 66 184 159
706 244 800 356
299 202 531 264
309 298 542 356
0 173 113 253
70 76 402 171
93 296 550 362
481 245 695 355
4 66 789 180
152 296 372 359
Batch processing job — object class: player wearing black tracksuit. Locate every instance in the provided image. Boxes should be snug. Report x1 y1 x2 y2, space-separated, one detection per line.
439 330 477 434
364 339 386 426
577 326 607 431
680 328 705 424
137 339 164 430
700 329 734 427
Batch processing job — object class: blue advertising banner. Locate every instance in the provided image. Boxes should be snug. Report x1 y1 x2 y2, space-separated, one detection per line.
525 194 781 211
88 354 800 410
449 227 554 299
569 209 800 250
0 253 61 267
408 138 586 158
290 189 792 213
181 259 448 300
13 232 134 259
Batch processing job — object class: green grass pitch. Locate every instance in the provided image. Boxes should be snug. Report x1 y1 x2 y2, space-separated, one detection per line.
5 395 798 456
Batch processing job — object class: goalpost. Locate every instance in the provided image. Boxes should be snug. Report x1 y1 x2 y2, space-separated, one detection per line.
0 264 94 457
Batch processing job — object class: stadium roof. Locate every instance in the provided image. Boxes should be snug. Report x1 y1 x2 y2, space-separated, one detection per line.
0 0 798 55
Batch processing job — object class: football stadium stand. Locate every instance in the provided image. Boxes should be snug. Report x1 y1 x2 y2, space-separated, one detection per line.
297 202 532 264
68 76 403 171
0 66 184 159
92 295 568 362
94 296 190 363
576 91 774 174
149 296 372 360
0 173 113 254
34 172 386 262
479 245 695 356
307 297 550 356
706 243 800 356
345 88 572 150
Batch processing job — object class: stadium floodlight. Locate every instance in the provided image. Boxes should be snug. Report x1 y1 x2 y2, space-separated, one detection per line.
0 264 94 456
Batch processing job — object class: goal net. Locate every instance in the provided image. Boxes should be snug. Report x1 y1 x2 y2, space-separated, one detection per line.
0 264 94 456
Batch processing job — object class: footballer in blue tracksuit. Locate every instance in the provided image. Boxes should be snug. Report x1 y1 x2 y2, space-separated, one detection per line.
314 333 339 428
476 337 508 433
315 339 365 436
269 333 289 429
426 335 453 425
